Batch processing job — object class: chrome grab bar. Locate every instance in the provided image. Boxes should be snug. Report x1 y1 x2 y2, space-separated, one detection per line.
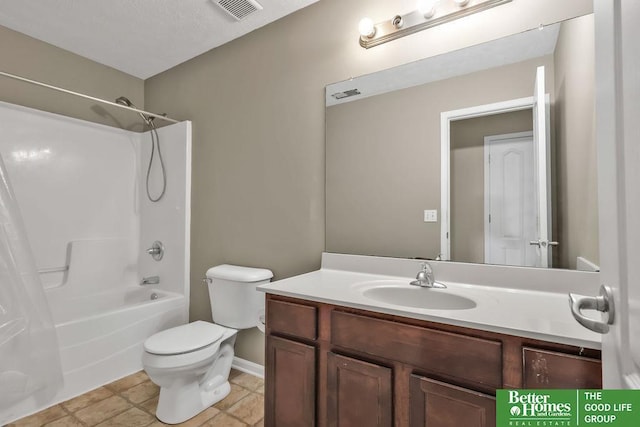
37 265 69 274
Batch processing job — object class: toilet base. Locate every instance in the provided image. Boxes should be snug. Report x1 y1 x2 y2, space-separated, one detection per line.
156 380 231 424
150 340 236 424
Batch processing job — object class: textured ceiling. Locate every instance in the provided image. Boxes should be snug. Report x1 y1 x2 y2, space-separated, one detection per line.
0 0 319 79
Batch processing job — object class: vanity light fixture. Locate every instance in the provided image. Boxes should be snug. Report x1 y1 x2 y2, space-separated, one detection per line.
359 0 512 49
417 0 438 19
358 17 376 38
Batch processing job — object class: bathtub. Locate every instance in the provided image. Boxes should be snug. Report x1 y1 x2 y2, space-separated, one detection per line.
7 285 186 423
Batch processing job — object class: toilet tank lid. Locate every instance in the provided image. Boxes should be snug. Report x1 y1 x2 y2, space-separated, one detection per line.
206 264 273 282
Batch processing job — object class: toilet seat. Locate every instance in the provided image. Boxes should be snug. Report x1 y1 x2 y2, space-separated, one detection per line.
144 321 225 355
143 340 222 370
142 321 237 371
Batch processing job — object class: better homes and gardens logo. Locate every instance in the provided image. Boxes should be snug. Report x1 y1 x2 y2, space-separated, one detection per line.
501 390 573 425
497 390 640 426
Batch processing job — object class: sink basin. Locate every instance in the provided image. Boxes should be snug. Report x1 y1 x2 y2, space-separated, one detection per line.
360 283 476 310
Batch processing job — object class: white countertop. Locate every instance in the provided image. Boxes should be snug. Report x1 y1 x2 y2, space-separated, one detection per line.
257 256 602 349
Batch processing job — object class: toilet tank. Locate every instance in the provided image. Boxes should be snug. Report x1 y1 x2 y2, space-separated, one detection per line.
206 264 273 329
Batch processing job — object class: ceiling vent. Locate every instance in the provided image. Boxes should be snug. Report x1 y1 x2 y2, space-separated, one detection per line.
215 0 263 20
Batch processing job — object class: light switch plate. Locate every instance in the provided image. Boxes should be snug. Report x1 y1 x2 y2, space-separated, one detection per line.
423 209 438 222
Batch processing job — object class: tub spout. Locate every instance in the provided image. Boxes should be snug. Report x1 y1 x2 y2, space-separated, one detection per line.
141 276 160 285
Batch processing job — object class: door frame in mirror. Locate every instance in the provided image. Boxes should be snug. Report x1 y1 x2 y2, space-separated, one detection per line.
440 96 534 260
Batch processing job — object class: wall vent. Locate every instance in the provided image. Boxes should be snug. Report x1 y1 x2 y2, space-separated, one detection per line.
331 89 361 100
215 0 263 20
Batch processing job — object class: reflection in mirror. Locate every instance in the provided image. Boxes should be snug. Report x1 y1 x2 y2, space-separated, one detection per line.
325 13 598 271
442 74 552 270
449 109 534 266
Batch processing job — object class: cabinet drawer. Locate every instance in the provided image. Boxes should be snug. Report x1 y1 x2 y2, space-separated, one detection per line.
331 310 502 389
267 298 317 340
523 347 602 389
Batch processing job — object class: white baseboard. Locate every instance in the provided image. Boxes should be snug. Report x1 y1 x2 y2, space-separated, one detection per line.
232 356 264 379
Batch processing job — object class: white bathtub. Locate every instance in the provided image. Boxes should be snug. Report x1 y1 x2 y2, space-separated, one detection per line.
49 285 187 396
6 285 187 423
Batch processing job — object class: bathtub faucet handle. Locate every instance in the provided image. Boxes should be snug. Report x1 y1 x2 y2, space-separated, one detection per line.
141 276 160 286
146 241 164 261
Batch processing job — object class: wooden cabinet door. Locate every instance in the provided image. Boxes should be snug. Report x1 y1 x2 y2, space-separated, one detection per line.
265 335 316 427
409 376 495 427
327 352 392 427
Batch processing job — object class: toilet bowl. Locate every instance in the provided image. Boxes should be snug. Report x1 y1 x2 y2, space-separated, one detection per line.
142 321 236 424
141 264 272 424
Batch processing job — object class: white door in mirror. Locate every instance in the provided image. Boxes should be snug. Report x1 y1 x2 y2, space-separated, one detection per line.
484 132 536 267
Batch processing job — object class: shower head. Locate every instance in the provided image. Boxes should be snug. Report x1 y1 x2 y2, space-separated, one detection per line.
115 96 154 125
115 96 134 107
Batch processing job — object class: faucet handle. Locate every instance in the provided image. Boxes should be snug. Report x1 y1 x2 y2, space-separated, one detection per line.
419 261 432 272
146 241 164 261
411 261 445 288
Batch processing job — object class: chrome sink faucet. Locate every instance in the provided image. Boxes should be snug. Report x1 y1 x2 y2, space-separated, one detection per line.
141 276 160 286
410 262 446 288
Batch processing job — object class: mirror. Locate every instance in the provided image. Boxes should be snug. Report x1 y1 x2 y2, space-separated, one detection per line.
325 14 598 271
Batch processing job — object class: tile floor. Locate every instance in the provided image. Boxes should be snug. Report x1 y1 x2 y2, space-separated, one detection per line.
9 369 264 427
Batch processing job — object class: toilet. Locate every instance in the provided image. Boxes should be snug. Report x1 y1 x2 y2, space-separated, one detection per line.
142 264 272 424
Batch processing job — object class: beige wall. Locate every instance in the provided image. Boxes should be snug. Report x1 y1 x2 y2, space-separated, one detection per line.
0 26 144 130
326 57 553 260
553 14 598 270
450 110 533 264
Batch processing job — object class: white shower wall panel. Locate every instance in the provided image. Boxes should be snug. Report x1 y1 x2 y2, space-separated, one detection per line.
0 101 142 288
138 121 191 297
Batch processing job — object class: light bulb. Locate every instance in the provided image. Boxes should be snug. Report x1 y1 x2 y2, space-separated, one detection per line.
391 15 404 29
417 0 438 19
453 0 470 6
358 17 376 38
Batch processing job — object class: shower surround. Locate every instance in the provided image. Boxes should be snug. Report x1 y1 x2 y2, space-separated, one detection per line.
0 101 191 424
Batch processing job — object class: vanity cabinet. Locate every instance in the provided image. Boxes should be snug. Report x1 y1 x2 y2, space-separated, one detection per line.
264 294 602 427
